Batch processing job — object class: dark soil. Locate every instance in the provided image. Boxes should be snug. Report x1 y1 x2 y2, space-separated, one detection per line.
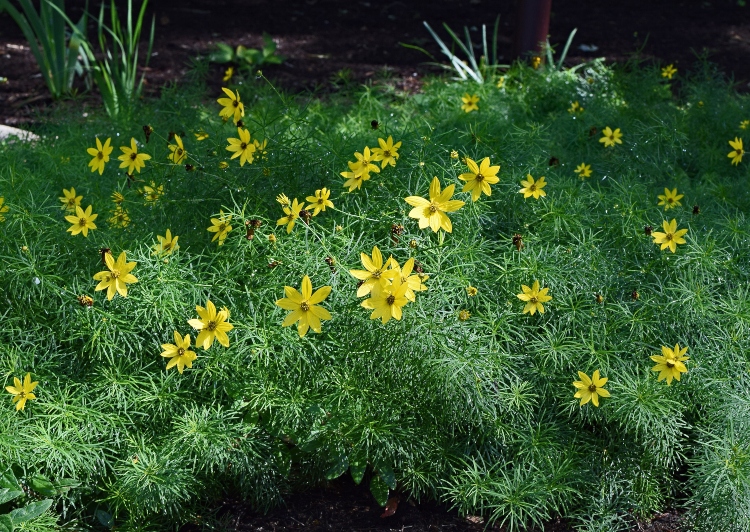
1 0 750 126
0 0 730 529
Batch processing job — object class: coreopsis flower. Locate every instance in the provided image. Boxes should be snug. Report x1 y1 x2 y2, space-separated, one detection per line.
657 187 684 210
117 138 151 174
108 206 131 228
223 66 234 82
352 147 380 176
154 229 179 255
5 373 38 411
194 131 209 141
651 219 688 253
740 120 749 130
111 191 124 204
450 150 459 159
650 343 689 385
349 246 398 297
361 276 409 324
305 188 334 216
59 187 82 211
217 87 244 124
496 76 505 88
371 136 402 168
461 93 479 113
208 211 233 245
661 64 677 79
275 275 332 337
65 205 98 237
218 161 229 169
599 127 623 148
516 280 552 315
458 309 471 321
276 198 303 233
574 163 592 179
253 138 268 160
87 137 113 175
226 127 256 166
188 300 233 349
405 176 465 233
161 331 197 374
530 56 541 69
466 286 478 297
568 101 584 114
168 134 187 164
728 137 744 165
93 251 138 300
389 257 428 302
276 193 290 207
141 182 164 204
341 164 369 192
459 157 500 201
572 370 610 407
518 174 547 199
0 197 8 222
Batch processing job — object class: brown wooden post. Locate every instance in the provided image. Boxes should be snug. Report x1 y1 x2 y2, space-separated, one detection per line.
513 0 552 60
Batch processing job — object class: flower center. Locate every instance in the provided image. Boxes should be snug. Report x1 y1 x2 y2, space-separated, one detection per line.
529 297 538 304
78 217 87 226
300 302 310 311
386 295 396 305
219 223 227 232
428 203 438 213
588 384 597 392
177 149 183 156
130 153 137 161
666 233 673 241
110 269 120 278
240 142 247 149
207 321 217 331
372 269 382 279
667 198 674 203
232 101 239 108
164 242 172 250
19 391 26 398
67 199 76 206
177 348 185 356
529 184 537 191
97 152 104 160
476 173 484 182
666 359 675 368
384 150 391 157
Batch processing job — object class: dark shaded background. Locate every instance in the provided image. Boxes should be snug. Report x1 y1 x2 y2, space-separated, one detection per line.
1 0 750 125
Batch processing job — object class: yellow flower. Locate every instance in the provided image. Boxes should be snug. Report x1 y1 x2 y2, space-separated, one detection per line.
268 233 277 243
223 66 234 82
349 246 398 297
661 64 677 79
154 229 179 255
458 309 471 321
253 138 268 160
93 251 138 300
87 137 113 175
650 343 689 385
161 331 197 374
108 205 131 228
405 176 465 233
657 187 684 210
518 174 547 199
117 138 151 174
141 181 164 204
461 93 479 113
352 147 380 176
5 373 38 411
168 134 187 164
59 187 82 211
530 56 541 69
496 76 505 88
0 197 8 222
568 101 584 114
728 137 744 165
188 300 233 349
305 188 334 216
208 211 233 245
226 127 256 166
194 131 209 141
276 193 290 207
217 87 244 124
599 127 623 148
218 161 229 169
651 218 688 253
516 280 552 315
572 370 610 407
740 120 749 130
450 150 459 159
361 276 409 324
466 286 478 297
275 275 332 337
276 198 303 233
574 163 592 179
459 156 500 201
371 136 402 168
112 191 125 204
65 205 98 237
389 257 428 302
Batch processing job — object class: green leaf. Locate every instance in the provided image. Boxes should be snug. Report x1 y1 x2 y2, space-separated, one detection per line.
0 469 18 491
349 460 366 485
209 42 233 63
0 514 13 532
52 478 79 495
324 454 349 480
377 465 397 490
369 474 389 507
29 475 55 497
95 509 113 528
10 499 52 525
0 488 23 505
